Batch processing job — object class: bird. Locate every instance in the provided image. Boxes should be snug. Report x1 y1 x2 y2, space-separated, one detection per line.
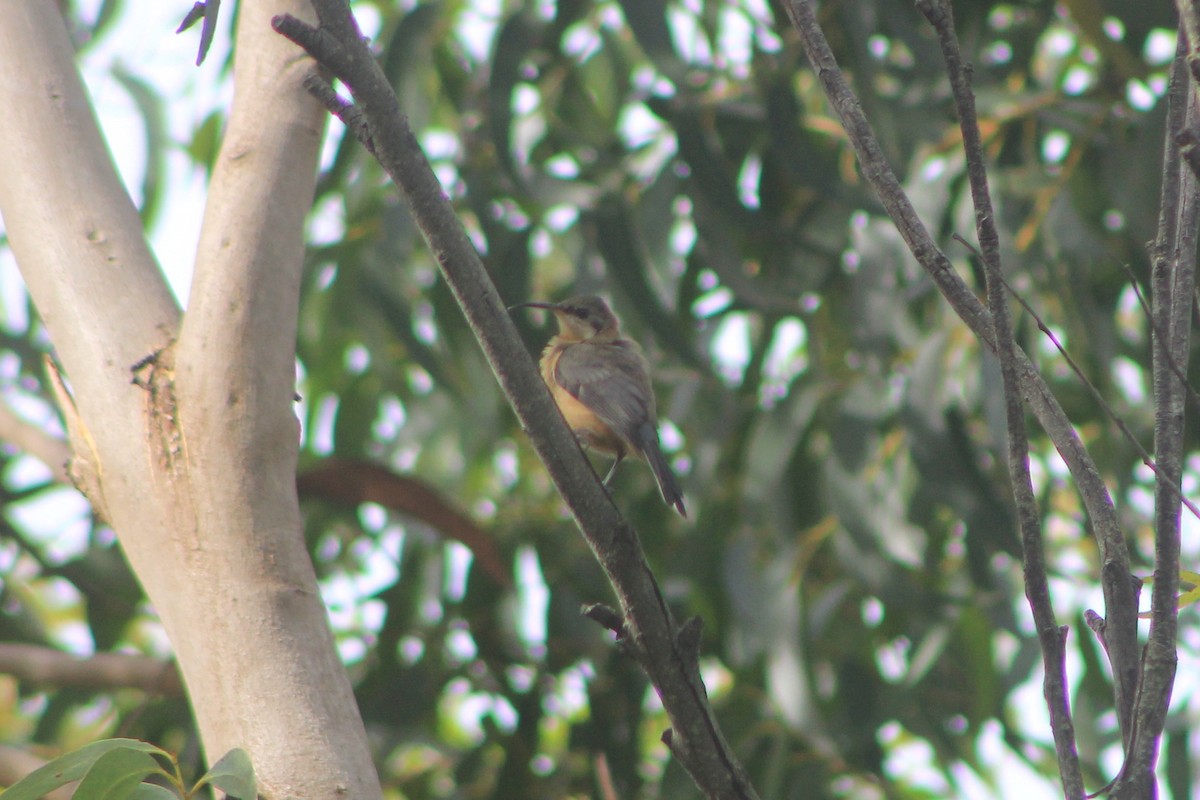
511 295 686 516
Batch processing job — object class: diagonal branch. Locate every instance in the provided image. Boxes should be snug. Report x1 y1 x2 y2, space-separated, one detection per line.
916 2 1084 794
273 4 758 798
778 0 1125 561
779 0 1139 765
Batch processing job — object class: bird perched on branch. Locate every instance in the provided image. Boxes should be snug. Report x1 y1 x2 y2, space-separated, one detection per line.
511 295 686 517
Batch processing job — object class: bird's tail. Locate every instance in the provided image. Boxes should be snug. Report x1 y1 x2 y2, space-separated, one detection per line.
638 426 686 517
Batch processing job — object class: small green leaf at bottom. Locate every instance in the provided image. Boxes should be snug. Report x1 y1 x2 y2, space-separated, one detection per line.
195 747 256 799
0 739 169 800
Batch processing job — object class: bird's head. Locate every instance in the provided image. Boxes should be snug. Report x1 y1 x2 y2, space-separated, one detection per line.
511 295 620 342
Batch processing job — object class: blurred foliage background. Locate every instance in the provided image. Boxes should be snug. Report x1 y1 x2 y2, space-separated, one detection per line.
1 0 1198 797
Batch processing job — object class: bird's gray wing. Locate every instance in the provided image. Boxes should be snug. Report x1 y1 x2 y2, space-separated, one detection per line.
554 341 656 445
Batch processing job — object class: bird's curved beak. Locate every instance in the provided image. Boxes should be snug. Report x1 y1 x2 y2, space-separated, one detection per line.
508 300 560 312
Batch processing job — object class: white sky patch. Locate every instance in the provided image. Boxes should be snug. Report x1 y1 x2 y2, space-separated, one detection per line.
712 312 751 385
984 40 1013 65
493 440 520 489
717 6 753 74
0 250 29 332
618 102 666 148
444 542 473 602
446 622 478 661
453 0 502 63
515 545 549 656
1144 28 1177 65
619 104 679 181
544 204 579 232
953 720 1061 800
868 35 890 61
1111 356 1146 405
861 596 884 627
1127 80 1157 111
763 317 807 383
413 302 439 344
74 0 239 307
921 156 947 182
738 153 762 209
658 418 684 452
667 4 713 66
7 487 92 563
512 85 547 165
1043 27 1076 58
358 502 387 532
875 636 909 682
310 393 339 454
1062 65 1093 95
545 153 581 178
530 227 552 258
693 285 733 317
372 395 407 442
344 342 371 374
670 200 697 255
309 194 347 247
421 129 461 161
562 19 602 62
879 721 951 795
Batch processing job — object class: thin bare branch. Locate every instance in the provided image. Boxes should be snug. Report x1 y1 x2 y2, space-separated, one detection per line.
0 643 182 694
301 72 375 155
0 398 70 484
1119 262 1200 419
779 0 1134 784
917 1 1085 793
1112 35 1198 798
776 3 1128 613
995 266 1200 526
1175 0 1200 90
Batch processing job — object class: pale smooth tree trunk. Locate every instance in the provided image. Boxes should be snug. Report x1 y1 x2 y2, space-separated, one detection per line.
0 1 382 797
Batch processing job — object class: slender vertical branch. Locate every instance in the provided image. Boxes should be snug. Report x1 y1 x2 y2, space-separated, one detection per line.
778 2 1132 779
776 1 1126 602
1112 37 1197 798
1175 0 1200 90
915 2 1085 794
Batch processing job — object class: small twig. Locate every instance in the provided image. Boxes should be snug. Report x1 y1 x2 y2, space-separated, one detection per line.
594 753 619 800
1118 260 1200 418
958 234 1200 528
987 259 1200 523
301 73 375 155
0 397 70 484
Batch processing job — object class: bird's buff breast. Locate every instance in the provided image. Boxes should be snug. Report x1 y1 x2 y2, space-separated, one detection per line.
541 343 625 456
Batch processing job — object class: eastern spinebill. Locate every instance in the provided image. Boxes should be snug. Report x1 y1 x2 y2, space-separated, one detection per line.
512 295 686 516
